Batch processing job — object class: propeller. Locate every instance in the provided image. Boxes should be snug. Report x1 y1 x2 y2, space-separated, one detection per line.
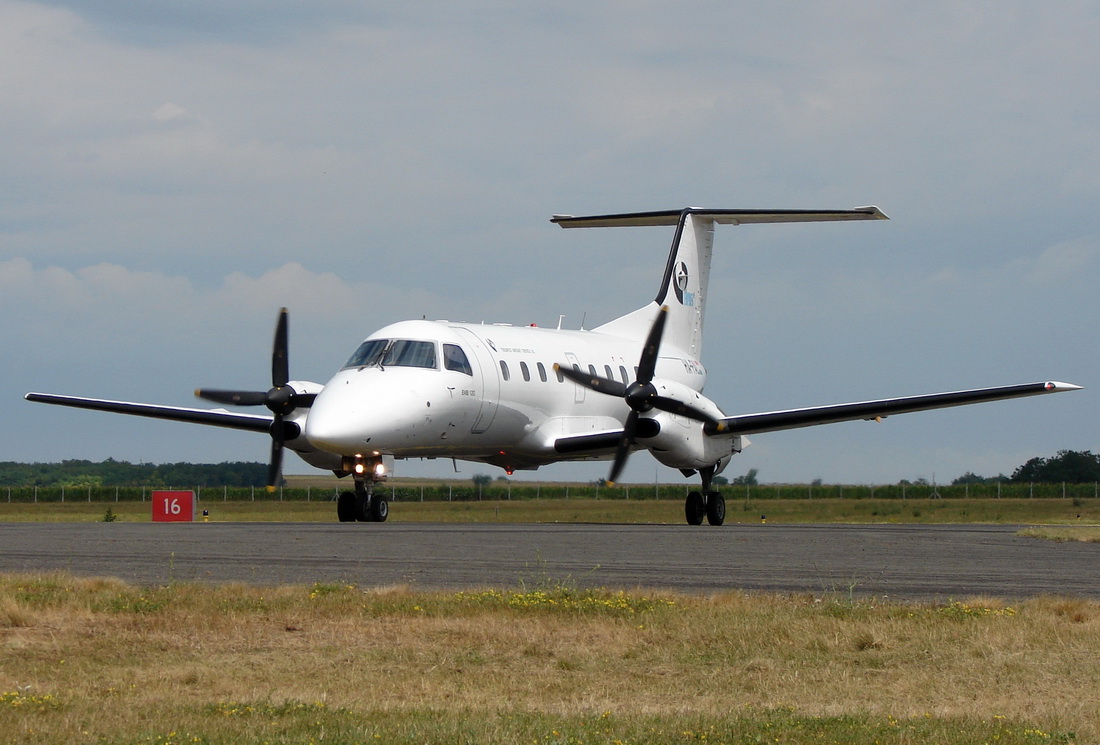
555 306 723 484
195 308 316 489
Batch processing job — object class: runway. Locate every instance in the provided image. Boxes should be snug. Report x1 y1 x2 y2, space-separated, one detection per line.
0 522 1096 600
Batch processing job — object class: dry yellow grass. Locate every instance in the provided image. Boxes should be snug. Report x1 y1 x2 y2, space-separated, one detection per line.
0 573 1095 744
1018 525 1100 542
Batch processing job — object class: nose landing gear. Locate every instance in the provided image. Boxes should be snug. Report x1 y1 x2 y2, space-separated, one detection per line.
336 455 390 522
337 481 389 522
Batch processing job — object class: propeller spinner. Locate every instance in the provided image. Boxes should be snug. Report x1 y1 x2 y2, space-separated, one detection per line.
556 306 722 484
195 308 315 489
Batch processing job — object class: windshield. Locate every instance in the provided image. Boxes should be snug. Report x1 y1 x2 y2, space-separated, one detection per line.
344 339 388 368
343 339 438 370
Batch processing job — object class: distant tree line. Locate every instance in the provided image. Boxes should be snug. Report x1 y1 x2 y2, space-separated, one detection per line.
0 458 268 487
952 450 1100 485
2 450 1097 489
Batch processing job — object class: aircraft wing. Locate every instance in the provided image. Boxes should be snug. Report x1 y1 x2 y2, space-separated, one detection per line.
24 393 274 433
709 381 1082 436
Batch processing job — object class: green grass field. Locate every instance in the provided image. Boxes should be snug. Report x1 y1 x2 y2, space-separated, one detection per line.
2 496 1098 530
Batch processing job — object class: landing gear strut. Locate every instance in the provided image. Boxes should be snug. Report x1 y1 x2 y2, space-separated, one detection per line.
337 480 388 523
336 455 390 523
685 466 725 526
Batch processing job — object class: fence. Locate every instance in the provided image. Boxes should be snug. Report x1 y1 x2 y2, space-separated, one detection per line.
2 481 1099 504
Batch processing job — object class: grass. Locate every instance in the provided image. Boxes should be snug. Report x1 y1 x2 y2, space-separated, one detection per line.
1017 526 1100 543
0 573 1094 744
1 497 1099 526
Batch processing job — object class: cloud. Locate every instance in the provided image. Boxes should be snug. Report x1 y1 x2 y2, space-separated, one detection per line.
28 0 385 46
1005 239 1099 286
2 1 1097 482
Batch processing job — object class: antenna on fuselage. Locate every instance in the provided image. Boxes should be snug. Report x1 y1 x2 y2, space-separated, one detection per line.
557 315 565 330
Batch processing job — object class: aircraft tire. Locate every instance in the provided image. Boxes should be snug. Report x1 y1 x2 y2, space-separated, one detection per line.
685 491 705 525
337 491 357 522
370 495 389 523
705 492 726 526
355 492 373 522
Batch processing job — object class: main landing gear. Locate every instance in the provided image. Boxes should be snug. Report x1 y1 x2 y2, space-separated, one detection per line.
684 465 725 526
337 478 389 523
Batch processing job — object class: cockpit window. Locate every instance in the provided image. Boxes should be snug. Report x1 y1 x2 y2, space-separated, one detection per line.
382 340 437 369
343 339 437 370
443 344 473 375
344 339 388 368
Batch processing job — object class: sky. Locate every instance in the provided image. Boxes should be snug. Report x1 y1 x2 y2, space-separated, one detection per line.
2 1 1096 485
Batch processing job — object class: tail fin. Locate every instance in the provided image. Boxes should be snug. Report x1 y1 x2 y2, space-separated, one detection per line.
553 207 887 360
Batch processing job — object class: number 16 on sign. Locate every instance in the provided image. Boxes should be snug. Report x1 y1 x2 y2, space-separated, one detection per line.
151 490 195 522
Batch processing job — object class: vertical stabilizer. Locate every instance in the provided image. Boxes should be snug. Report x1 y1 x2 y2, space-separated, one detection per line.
552 206 888 360
653 212 713 358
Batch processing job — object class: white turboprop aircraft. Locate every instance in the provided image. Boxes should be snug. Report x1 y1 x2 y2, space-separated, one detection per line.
26 207 1081 525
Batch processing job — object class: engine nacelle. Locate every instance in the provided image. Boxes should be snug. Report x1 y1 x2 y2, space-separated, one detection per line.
636 379 744 470
283 380 345 471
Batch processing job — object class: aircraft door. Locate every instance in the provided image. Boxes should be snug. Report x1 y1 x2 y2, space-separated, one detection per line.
564 352 584 403
452 327 500 433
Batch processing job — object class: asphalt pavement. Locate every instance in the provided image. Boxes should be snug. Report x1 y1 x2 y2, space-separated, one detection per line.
0 522 1096 600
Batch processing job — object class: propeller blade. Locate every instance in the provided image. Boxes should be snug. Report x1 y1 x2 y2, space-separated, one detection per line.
636 306 668 384
272 307 289 389
195 389 268 406
650 395 720 426
555 364 628 397
194 308 303 491
607 410 638 485
267 416 285 490
294 392 317 408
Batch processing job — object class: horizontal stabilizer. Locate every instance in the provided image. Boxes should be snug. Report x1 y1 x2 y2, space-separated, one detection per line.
707 381 1082 436
552 206 888 228
25 393 273 433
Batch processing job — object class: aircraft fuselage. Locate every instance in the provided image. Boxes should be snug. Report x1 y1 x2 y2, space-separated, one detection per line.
302 318 709 472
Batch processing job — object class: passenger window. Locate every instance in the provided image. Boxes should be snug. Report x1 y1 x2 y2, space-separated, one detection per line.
443 344 473 376
537 362 547 382
619 366 629 384
520 361 531 382
588 364 597 377
556 365 565 383
604 365 613 380
500 360 510 381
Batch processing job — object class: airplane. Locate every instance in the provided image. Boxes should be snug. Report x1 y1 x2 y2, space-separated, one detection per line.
25 206 1081 525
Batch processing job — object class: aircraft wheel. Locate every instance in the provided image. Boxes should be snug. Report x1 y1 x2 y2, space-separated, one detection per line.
685 491 705 525
355 492 373 522
337 491 357 522
370 495 389 523
705 492 726 526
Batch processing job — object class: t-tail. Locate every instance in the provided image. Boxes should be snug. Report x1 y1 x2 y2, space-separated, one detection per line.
552 206 888 360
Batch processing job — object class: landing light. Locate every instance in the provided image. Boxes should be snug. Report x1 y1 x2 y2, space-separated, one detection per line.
374 462 386 477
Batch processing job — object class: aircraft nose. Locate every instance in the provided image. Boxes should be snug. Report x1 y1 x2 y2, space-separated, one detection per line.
304 397 365 453
304 370 423 453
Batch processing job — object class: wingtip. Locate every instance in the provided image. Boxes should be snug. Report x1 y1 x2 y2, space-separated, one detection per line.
1045 381 1083 392
854 205 889 220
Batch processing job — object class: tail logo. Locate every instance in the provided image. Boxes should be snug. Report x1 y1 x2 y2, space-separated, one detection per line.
673 262 694 306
